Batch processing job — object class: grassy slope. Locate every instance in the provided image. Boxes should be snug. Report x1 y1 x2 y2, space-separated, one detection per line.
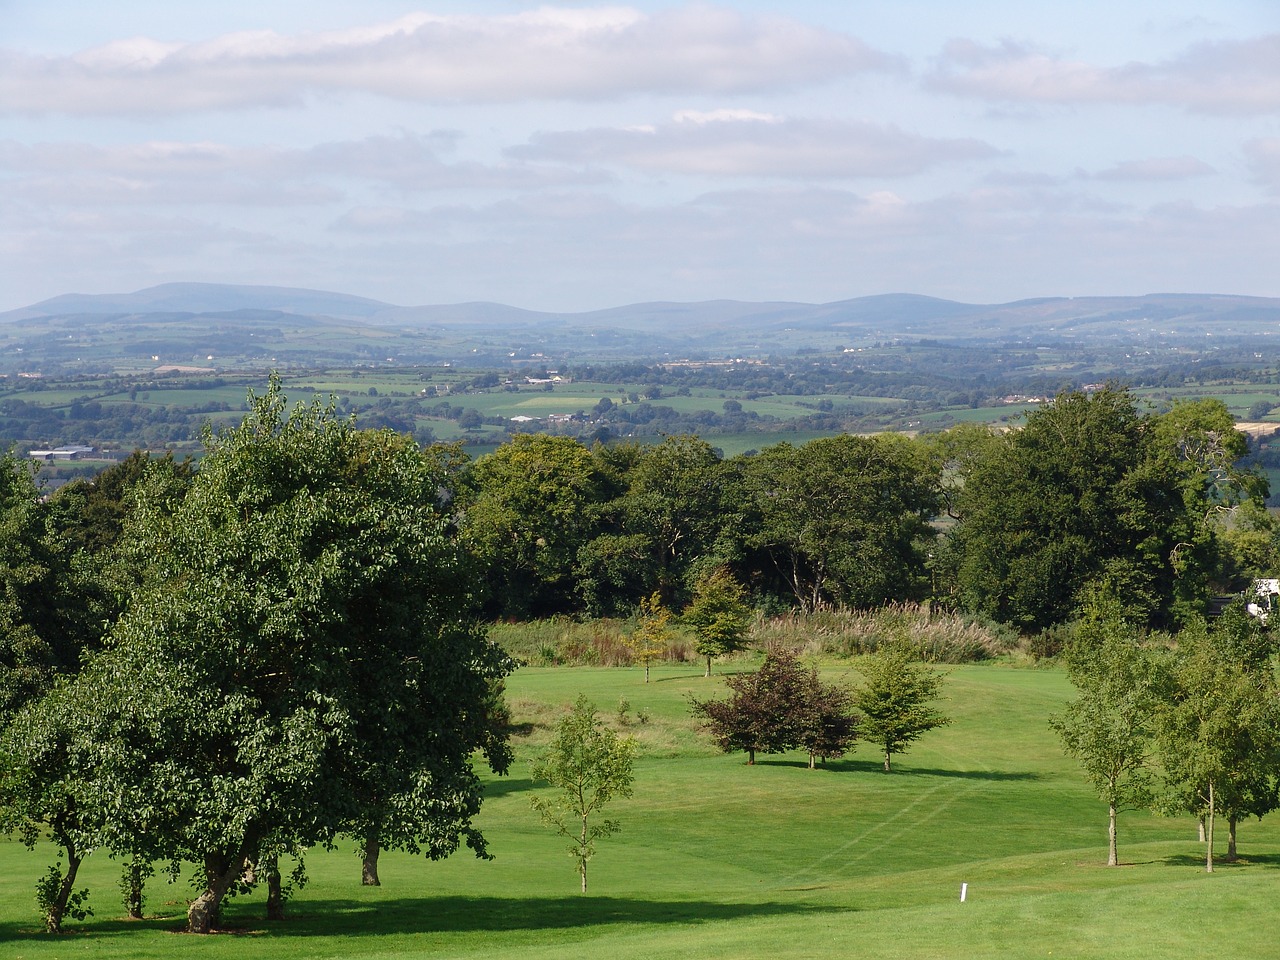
3 661 1277 958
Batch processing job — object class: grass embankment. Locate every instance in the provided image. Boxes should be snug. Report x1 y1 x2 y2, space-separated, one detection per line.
3 657 1277 959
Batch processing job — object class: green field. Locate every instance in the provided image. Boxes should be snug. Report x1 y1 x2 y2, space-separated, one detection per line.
4 658 1275 958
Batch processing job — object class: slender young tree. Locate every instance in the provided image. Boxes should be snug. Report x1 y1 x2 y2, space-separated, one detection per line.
530 695 636 893
855 646 949 772
684 568 752 677
1050 598 1167 866
627 592 672 683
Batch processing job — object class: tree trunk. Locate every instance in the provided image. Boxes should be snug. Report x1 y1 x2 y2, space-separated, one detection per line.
122 855 149 919
1107 801 1118 867
1198 816 1206 842
808 752 816 770
1226 815 1238 862
883 748 892 772
705 655 712 678
1205 781 1215 874
187 849 246 934
361 832 382 887
644 663 650 683
265 856 284 921
747 747 755 765
44 849 83 934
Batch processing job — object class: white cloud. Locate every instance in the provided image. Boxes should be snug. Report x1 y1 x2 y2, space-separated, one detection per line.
672 108 781 125
509 116 1000 179
928 34 1280 115
0 6 896 115
1090 156 1215 181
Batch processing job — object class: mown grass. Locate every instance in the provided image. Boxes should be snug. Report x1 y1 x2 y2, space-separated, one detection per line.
4 661 1277 959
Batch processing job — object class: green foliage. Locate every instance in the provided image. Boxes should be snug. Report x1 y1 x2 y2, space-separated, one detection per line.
1050 598 1166 865
627 593 673 682
945 389 1262 631
855 646 949 772
530 695 636 893
464 434 605 618
1156 605 1280 871
35 861 91 932
735 435 938 610
117 854 153 920
68 376 512 931
683 569 752 676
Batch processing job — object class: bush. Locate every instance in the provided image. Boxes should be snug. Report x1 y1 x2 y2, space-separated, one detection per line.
1028 622 1076 660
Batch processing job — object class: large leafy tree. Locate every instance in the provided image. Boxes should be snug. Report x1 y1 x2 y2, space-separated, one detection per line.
81 380 512 932
576 437 727 617
463 434 605 618
736 435 938 611
0 449 195 931
615 436 727 605
0 451 99 719
946 389 1260 631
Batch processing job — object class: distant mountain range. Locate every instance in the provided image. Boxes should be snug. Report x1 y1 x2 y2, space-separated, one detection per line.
6 283 1280 344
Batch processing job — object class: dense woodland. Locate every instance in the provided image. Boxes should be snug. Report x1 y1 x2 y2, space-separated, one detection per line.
3 381 1280 933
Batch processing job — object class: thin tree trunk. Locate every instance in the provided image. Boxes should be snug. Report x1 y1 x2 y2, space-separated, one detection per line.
1205 781 1215 874
644 663 650 683
265 856 284 921
747 746 755 765
44 848 83 933
361 832 382 886
1226 815 1238 862
1198 816 1206 843
579 818 588 893
808 752 816 770
187 849 247 934
705 655 712 678
884 748 892 772
1107 801 1118 866
122 855 148 919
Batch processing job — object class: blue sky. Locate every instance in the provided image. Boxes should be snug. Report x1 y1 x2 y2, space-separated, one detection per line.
2 1 1277 311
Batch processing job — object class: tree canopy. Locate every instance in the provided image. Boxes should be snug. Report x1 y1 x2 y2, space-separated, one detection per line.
14 381 514 933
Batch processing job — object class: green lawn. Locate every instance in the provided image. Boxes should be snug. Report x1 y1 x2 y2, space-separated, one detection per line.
3 660 1276 958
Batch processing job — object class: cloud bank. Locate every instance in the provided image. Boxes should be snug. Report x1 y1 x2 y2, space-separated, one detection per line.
0 7 896 115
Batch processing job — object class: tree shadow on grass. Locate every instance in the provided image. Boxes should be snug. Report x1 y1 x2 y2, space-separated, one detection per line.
0 895 848 942
273 894 846 938
1161 852 1280 869
481 776 537 799
751 757 1039 781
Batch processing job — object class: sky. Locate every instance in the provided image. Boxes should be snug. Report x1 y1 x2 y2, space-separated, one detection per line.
1 1 1278 312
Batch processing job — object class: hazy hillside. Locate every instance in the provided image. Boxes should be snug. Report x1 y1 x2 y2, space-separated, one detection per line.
5 284 1280 374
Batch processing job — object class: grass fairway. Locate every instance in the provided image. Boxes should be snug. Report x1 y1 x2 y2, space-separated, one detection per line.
4 661 1278 958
